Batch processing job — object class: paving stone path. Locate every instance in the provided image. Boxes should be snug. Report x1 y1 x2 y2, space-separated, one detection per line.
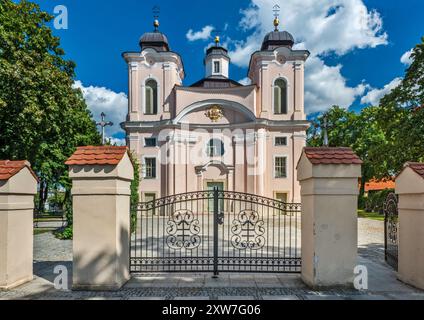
1 218 423 300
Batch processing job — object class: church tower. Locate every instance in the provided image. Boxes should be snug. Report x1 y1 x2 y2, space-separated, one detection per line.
204 36 230 79
248 16 309 120
122 18 185 123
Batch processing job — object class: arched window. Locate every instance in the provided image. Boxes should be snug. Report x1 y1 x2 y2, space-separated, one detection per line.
207 139 225 157
145 79 158 115
274 78 288 114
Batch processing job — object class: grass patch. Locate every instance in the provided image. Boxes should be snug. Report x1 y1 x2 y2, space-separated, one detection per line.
358 210 385 221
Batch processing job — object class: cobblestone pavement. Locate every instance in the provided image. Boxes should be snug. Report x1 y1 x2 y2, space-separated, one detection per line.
1 218 423 300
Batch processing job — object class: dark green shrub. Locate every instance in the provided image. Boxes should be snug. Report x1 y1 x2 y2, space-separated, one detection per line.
365 189 394 214
54 225 73 240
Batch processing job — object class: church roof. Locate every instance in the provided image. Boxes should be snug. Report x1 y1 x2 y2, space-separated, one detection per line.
205 46 229 59
190 77 242 89
139 31 170 52
261 30 295 50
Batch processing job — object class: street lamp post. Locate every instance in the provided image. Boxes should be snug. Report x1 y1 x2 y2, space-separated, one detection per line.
322 113 329 147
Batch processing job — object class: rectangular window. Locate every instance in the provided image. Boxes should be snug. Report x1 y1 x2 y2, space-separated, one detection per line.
144 193 156 215
275 192 288 203
144 158 156 179
275 137 288 146
274 156 287 178
144 138 157 147
214 61 220 74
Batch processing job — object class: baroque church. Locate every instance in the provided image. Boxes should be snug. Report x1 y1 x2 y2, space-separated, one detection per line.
121 17 310 203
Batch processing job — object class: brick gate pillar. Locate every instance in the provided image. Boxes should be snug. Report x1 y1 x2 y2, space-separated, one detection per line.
396 162 424 290
66 146 134 290
297 147 362 288
0 161 38 290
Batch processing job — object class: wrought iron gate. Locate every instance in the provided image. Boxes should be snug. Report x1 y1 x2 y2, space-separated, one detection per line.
130 189 301 274
384 193 399 271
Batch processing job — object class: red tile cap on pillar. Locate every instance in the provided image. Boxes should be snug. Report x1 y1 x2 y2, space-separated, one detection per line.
303 147 363 165
65 146 128 166
0 160 38 181
403 162 424 179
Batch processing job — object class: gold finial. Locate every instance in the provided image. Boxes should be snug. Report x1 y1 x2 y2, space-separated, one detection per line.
154 19 160 30
214 36 220 46
273 17 279 31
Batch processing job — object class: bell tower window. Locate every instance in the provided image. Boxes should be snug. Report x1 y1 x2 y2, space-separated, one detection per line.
213 61 220 74
274 78 288 114
145 79 158 115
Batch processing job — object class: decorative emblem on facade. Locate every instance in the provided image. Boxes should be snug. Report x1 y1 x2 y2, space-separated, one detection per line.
231 210 266 250
166 209 201 250
205 105 224 122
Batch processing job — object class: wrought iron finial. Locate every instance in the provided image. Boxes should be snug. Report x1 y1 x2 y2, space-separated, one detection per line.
96 112 114 145
153 5 160 31
273 4 280 31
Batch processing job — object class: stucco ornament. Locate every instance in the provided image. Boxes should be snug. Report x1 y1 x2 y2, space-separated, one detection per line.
205 105 224 122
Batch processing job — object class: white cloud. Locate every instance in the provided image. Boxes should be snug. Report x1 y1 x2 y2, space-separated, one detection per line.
238 77 252 85
186 25 214 42
360 77 402 106
73 80 128 140
305 56 366 113
227 0 388 113
108 137 126 146
400 49 414 66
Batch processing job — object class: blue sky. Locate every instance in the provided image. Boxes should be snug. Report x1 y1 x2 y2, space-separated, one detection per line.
35 0 424 142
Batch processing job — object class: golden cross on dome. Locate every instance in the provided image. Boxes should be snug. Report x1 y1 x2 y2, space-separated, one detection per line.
273 4 280 31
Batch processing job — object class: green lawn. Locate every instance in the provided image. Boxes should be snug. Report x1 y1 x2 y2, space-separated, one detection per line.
358 210 385 221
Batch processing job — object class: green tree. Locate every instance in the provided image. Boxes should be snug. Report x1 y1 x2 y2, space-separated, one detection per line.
129 151 140 233
307 105 389 196
0 0 101 211
379 37 424 170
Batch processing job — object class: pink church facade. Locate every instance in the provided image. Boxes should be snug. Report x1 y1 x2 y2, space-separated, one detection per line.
121 20 310 203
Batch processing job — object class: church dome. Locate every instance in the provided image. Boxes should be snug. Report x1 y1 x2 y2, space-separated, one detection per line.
139 31 170 52
261 30 294 51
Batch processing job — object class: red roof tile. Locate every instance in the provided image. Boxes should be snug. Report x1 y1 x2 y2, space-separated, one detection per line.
405 162 424 179
303 147 363 165
65 146 128 166
0 160 38 181
365 179 395 192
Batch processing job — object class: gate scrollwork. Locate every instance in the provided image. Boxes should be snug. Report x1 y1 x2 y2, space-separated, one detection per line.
166 209 201 250
231 210 266 250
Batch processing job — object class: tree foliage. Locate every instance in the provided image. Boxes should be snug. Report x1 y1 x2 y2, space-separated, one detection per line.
0 0 101 210
308 37 424 193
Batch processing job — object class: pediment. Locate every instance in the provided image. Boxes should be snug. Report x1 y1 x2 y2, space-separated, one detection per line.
175 100 256 125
